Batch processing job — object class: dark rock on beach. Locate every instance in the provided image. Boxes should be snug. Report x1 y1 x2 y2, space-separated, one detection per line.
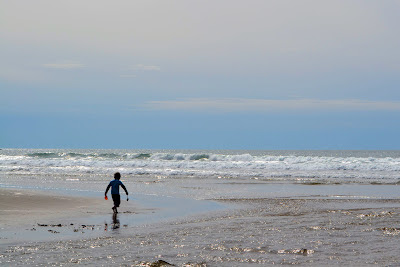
150 260 174 266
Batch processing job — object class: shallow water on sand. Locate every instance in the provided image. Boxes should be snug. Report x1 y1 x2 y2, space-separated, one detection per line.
2 198 400 266
0 192 225 247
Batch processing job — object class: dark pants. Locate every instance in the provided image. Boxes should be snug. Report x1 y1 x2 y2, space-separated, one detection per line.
112 194 121 207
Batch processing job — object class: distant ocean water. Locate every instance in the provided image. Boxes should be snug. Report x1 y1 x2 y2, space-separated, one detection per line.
1 149 400 190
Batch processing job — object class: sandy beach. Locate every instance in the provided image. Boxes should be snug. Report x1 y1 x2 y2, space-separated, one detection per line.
0 189 103 227
0 186 223 248
2 188 400 265
0 188 149 247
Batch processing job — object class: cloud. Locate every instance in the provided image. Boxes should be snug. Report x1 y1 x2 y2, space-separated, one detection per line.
119 74 137 78
43 62 84 69
120 64 160 78
132 64 161 71
144 98 400 113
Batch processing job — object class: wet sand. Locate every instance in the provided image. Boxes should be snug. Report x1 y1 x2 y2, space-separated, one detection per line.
0 188 224 247
0 189 104 226
2 193 400 265
0 188 144 246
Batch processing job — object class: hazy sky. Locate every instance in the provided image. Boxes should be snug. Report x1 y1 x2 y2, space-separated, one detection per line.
1 0 400 149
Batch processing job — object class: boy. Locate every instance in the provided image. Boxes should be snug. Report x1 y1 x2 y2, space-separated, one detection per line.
105 172 129 213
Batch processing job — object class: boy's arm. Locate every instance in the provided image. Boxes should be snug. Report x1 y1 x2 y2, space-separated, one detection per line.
105 184 111 196
121 184 128 195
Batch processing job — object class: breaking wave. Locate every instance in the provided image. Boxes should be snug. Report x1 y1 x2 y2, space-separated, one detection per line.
1 149 400 184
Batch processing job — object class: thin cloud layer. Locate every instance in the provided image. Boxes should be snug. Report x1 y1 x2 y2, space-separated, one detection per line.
145 98 400 112
119 74 137 78
43 62 84 69
132 64 161 71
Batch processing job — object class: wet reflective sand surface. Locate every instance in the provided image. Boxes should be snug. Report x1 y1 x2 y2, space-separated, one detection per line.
2 197 400 266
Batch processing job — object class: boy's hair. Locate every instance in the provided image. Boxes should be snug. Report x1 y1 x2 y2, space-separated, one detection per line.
114 172 121 179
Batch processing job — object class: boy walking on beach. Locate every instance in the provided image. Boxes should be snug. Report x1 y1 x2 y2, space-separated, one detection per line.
105 172 129 214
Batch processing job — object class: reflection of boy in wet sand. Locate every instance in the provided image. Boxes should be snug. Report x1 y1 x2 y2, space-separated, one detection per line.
105 172 128 214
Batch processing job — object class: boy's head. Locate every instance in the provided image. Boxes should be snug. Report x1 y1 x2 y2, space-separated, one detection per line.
114 172 121 180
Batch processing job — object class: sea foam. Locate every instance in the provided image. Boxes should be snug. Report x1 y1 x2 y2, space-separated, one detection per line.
1 150 400 184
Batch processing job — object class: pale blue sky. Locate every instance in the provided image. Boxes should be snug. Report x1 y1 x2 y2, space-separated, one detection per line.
1 0 400 149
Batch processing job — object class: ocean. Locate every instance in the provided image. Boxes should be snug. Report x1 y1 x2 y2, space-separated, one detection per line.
2 149 400 185
1 149 400 265
1 149 400 199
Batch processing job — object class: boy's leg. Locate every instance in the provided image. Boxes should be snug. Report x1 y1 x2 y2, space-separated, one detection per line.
111 194 121 213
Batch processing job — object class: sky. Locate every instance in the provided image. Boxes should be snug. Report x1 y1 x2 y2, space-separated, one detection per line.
1 0 400 150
